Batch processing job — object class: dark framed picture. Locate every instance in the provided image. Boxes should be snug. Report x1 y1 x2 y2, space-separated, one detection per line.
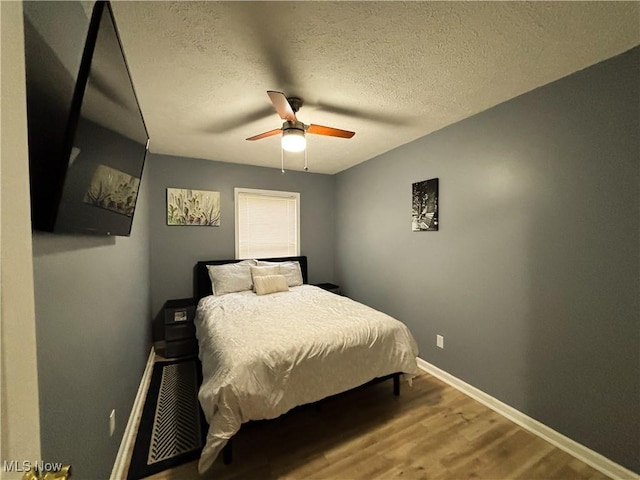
412 178 439 231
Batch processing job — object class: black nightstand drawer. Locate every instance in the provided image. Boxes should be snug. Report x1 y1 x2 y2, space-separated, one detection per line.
162 298 198 358
165 338 198 358
164 298 196 324
165 322 196 341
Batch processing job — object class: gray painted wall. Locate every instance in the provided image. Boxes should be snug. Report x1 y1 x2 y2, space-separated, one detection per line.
26 2 152 478
335 47 639 472
147 153 336 340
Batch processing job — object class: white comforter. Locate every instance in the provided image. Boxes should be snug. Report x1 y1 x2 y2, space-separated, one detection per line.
194 285 419 473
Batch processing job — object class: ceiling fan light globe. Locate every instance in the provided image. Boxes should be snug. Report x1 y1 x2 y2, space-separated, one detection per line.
281 129 306 152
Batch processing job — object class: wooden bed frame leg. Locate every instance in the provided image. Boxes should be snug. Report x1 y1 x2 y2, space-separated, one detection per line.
223 438 232 465
393 373 400 396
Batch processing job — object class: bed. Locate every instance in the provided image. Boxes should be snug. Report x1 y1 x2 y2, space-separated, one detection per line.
193 256 419 473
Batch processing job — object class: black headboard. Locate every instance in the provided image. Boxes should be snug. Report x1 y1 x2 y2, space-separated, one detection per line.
194 256 308 300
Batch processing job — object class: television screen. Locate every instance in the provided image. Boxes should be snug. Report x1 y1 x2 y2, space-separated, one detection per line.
25 1 148 236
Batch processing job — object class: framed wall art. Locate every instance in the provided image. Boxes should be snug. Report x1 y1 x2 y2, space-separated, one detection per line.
167 188 220 226
412 178 439 231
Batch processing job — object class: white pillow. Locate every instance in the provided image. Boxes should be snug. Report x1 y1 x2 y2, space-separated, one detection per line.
254 274 289 295
256 260 303 287
207 259 257 295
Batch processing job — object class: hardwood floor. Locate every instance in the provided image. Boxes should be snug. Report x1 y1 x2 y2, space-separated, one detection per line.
140 372 610 480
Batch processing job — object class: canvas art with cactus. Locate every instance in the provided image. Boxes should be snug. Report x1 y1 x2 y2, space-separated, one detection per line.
167 188 221 226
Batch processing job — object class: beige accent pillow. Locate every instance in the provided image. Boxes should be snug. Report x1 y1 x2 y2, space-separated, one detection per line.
250 265 280 284
254 274 289 295
207 259 257 295
255 260 303 287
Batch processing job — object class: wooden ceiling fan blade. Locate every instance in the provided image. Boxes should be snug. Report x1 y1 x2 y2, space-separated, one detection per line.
246 128 282 141
267 91 297 122
307 124 355 139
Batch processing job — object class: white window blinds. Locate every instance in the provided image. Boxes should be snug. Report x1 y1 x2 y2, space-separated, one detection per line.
235 188 300 259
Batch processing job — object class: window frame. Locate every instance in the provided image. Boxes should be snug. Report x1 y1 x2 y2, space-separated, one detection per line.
234 187 301 259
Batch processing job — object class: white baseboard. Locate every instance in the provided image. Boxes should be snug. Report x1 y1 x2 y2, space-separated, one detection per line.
110 348 156 480
416 358 639 480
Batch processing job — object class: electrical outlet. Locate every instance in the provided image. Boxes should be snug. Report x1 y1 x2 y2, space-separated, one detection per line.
109 409 116 437
436 334 444 349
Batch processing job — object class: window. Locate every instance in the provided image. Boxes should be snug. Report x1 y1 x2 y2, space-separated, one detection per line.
235 188 300 259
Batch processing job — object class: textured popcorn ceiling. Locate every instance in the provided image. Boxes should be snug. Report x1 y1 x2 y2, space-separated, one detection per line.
111 1 639 174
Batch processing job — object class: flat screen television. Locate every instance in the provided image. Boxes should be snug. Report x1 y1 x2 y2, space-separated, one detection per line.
25 0 148 236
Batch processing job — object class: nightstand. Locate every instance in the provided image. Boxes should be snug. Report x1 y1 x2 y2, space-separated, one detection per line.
163 298 197 358
313 283 341 295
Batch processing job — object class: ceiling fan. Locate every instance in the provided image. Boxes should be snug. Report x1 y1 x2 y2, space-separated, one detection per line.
246 91 355 154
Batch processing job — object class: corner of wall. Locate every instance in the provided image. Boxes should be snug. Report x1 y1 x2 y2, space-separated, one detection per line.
1 0 42 473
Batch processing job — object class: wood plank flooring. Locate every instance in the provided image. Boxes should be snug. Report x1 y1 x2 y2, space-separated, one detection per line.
139 372 610 480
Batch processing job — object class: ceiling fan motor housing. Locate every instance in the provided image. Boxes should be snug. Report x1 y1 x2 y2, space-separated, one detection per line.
282 120 306 133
